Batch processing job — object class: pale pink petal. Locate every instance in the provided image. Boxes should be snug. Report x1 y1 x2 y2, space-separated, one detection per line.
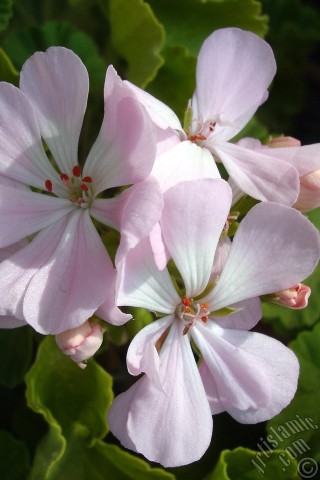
192 322 271 414
108 320 212 467
0 174 29 190
0 185 73 247
124 80 182 131
213 297 262 331
256 142 320 177
150 141 220 193
0 210 113 333
20 47 89 174
96 302 131 327
228 176 245 206
203 202 320 311
193 28 276 141
0 225 63 321
210 236 231 280
155 127 181 156
116 236 180 314
0 83 63 190
210 140 300 205
234 139 320 210
0 231 27 333
0 239 29 262
0 316 27 329
23 210 113 333
115 178 163 266
193 323 299 423
107 380 141 452
90 190 131 231
83 66 156 194
127 315 173 383
149 222 170 270
95 267 132 326
198 360 225 414
161 179 232 296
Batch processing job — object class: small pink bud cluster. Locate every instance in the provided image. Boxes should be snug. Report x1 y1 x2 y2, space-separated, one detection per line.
55 321 104 369
274 283 311 309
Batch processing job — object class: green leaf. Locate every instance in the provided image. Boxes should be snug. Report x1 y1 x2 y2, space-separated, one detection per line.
30 423 65 480
108 0 165 87
0 48 19 85
0 327 33 388
148 0 268 56
33 434 176 480
26 336 113 478
27 337 174 479
267 323 320 462
206 447 299 479
147 45 196 121
63 441 176 480
0 0 13 32
26 336 112 439
0 430 30 480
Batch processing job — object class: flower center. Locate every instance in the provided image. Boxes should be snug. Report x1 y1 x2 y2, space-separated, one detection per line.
187 118 216 145
45 165 93 208
177 296 210 335
182 106 216 146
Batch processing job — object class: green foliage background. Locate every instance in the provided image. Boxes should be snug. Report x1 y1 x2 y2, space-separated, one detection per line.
0 0 320 479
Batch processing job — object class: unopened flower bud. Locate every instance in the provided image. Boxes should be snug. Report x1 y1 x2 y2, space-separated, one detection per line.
55 321 104 368
267 136 301 148
274 284 311 309
294 168 320 212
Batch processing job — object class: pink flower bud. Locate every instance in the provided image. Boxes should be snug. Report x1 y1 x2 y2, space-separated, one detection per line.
294 168 320 212
55 321 104 368
274 284 311 309
267 136 301 148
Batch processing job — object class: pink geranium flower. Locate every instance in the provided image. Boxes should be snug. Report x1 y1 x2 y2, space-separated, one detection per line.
125 27 300 205
108 178 320 467
0 47 156 334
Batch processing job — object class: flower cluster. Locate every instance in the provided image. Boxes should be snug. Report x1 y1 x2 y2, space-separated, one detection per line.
0 28 319 467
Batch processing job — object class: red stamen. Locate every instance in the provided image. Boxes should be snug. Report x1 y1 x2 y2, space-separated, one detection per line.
80 183 89 192
181 296 192 307
201 303 208 309
45 179 53 192
185 307 191 313
60 173 69 182
72 165 81 177
201 316 208 323
190 134 206 143
183 323 192 335
82 176 92 183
